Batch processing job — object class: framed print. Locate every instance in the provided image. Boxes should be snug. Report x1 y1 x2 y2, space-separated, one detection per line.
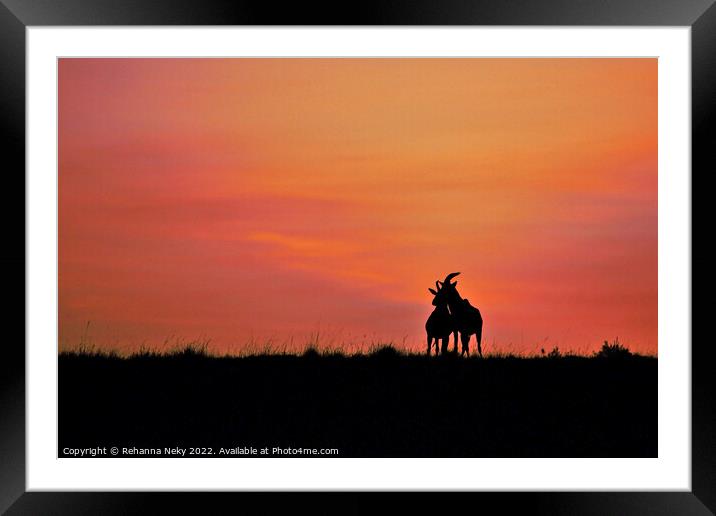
2 0 711 514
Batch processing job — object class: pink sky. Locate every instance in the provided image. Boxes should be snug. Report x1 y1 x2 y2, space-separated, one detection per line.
59 58 657 355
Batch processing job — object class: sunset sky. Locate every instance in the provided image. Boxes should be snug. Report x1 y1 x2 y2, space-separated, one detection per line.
58 58 657 355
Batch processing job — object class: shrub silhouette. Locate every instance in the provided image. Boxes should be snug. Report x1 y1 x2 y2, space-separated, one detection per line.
302 346 320 358
595 338 632 358
369 344 402 358
172 342 210 358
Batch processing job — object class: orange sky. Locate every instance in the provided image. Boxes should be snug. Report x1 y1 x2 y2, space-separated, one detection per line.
58 58 657 355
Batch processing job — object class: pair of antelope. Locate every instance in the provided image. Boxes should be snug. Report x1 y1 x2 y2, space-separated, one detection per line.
425 272 483 357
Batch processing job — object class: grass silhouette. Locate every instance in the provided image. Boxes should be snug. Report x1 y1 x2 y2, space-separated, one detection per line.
59 341 656 458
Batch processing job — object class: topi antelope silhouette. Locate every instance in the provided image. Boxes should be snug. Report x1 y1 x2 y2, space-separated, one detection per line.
433 272 483 356
425 281 458 355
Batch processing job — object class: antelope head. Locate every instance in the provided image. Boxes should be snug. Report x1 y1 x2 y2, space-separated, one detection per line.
435 272 461 303
428 280 444 307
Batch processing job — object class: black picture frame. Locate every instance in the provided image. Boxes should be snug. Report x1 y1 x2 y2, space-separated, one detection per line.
1 1 711 514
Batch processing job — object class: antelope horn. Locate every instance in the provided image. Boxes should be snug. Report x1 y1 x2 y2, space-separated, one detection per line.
444 272 461 284
435 280 441 291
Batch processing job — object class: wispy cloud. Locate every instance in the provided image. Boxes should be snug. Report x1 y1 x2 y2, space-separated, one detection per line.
59 58 657 355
